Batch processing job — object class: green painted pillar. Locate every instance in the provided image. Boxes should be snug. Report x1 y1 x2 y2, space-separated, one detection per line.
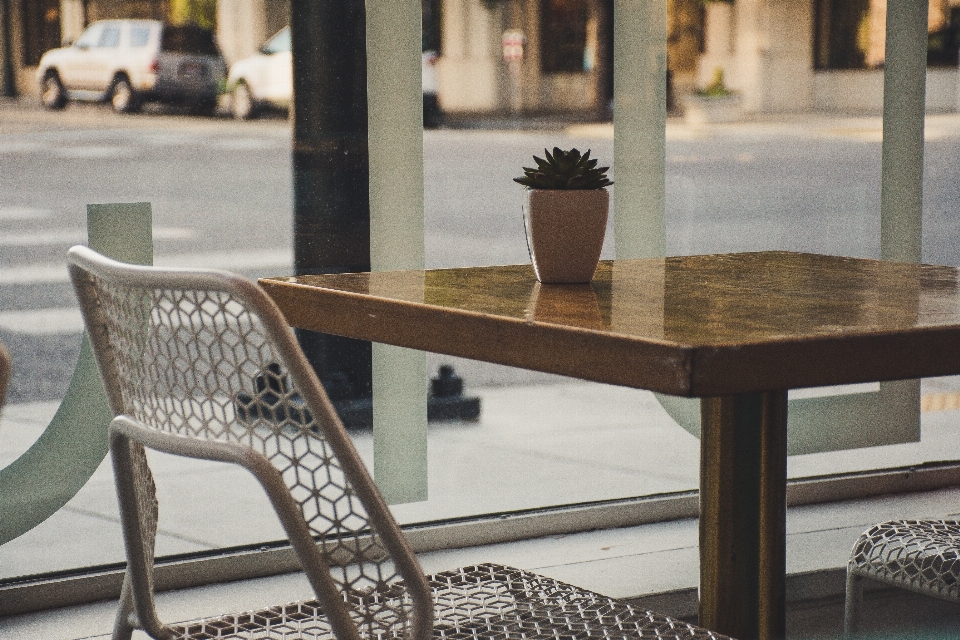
613 0 667 259
881 0 928 263
0 203 152 545
367 0 428 504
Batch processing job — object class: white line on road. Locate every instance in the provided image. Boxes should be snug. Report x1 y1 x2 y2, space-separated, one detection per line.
155 249 292 271
213 138 286 150
0 264 69 286
0 227 196 246
0 142 46 154
0 206 52 221
0 307 83 335
51 146 137 159
0 249 292 285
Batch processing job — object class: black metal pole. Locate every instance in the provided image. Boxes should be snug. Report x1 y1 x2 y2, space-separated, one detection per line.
1 0 17 98
290 0 373 428
289 0 479 427
291 1 370 273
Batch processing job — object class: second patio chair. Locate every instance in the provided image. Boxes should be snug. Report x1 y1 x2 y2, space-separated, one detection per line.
68 245 730 640
844 519 960 636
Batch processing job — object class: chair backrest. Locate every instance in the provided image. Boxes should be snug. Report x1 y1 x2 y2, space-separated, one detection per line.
67 246 432 640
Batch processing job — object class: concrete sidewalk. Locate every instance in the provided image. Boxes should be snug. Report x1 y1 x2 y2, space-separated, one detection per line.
4 377 960 639
4 375 960 580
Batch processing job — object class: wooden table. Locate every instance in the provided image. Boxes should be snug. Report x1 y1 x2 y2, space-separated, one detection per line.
260 251 960 640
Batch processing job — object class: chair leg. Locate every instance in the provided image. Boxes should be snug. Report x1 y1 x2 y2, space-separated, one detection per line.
112 569 136 640
843 569 864 638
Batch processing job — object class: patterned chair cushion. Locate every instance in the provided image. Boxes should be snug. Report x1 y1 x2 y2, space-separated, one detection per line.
850 520 960 600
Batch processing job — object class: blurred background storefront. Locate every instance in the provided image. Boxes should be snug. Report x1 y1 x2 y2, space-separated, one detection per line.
0 0 288 98
435 0 960 117
699 0 960 115
0 0 699 116
1 0 959 117
426 0 704 117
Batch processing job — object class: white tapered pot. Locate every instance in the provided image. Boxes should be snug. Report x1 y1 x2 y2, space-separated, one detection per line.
524 189 609 284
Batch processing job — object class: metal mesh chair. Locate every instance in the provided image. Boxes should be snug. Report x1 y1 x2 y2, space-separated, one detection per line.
68 245 731 640
845 520 960 635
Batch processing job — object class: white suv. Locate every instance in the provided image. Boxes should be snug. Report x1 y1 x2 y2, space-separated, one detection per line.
37 19 226 115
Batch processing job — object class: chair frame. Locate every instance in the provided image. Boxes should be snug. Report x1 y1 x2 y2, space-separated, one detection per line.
68 246 432 640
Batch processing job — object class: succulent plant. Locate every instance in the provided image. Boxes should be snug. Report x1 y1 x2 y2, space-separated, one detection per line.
514 147 613 190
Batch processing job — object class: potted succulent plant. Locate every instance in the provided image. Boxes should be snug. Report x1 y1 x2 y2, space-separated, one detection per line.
514 147 613 284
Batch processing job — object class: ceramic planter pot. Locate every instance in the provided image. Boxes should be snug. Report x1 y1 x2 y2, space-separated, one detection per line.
523 188 609 284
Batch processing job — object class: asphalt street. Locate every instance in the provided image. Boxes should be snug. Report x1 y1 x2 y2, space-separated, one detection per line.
2 100 960 404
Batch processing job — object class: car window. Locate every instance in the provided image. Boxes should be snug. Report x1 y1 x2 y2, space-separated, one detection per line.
262 27 290 55
130 26 151 48
161 25 219 56
74 24 102 49
98 26 121 48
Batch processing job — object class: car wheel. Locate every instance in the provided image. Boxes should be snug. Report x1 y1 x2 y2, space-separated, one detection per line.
110 76 140 114
423 92 442 129
231 81 256 120
40 72 67 110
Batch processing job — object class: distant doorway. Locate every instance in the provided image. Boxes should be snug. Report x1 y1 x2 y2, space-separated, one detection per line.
21 0 61 66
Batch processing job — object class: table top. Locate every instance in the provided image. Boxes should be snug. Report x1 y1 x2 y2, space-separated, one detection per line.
259 251 960 397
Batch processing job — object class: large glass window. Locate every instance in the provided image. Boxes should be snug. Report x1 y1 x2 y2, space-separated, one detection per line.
261 26 291 54
98 25 121 48
540 0 589 73
814 0 873 69
130 25 152 48
73 23 103 49
928 5 960 66
20 0 60 66
6 2 960 621
161 24 219 55
815 0 960 69
422 0 442 53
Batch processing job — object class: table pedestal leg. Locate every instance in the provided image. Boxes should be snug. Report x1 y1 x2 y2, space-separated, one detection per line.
699 391 788 640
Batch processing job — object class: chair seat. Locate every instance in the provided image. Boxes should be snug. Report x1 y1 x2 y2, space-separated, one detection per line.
849 519 960 600
168 564 729 640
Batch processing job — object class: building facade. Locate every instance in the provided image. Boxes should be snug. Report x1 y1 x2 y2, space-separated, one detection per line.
3 0 958 114
434 0 705 116
437 0 960 117
698 0 960 114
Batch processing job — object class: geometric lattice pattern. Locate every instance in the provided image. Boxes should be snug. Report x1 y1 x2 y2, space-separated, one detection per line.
849 520 960 601
71 260 411 639
169 564 732 640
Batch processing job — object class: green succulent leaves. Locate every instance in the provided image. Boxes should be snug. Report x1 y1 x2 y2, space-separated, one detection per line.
514 147 613 190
